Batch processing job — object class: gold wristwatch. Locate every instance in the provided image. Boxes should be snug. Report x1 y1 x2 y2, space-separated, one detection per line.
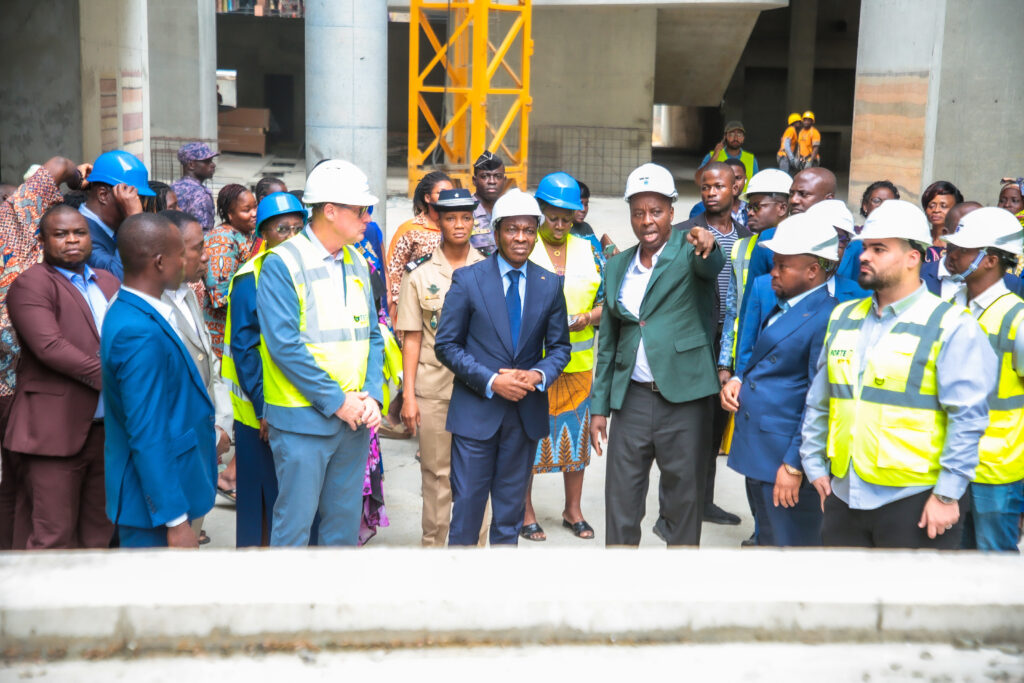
783 464 803 477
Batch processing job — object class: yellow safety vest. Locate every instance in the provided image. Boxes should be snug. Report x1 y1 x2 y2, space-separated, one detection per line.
379 323 403 415
975 292 1024 485
529 234 602 373
711 148 756 192
824 294 969 487
260 235 372 409
727 235 759 361
221 247 268 429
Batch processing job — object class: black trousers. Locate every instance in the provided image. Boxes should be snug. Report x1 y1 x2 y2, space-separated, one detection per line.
605 382 711 547
706 322 729 506
823 488 968 550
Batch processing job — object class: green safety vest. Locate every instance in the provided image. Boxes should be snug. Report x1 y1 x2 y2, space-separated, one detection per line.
727 235 759 361
824 295 968 487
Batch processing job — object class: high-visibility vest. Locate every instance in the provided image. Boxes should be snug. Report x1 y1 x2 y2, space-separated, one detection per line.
260 234 373 409
379 323 403 415
711 148 756 191
529 234 602 373
975 292 1024 485
824 294 969 487
221 247 268 429
727 235 759 361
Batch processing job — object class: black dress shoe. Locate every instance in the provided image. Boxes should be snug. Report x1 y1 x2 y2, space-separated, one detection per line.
740 533 757 547
703 503 741 525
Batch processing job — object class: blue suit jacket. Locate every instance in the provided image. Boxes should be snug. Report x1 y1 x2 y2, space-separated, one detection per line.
101 290 217 529
728 285 836 483
435 255 571 441
735 274 862 378
84 215 124 281
920 259 1024 298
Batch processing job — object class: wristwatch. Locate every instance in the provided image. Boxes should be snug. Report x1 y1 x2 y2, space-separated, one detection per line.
933 494 956 505
783 464 803 477
717 365 732 373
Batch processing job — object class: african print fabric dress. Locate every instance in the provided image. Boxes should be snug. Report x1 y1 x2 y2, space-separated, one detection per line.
533 370 593 474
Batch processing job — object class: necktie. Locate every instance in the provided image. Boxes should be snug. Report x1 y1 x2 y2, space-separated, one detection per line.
506 269 522 350
762 301 789 331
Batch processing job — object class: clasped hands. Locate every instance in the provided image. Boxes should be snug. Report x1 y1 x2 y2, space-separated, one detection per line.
335 391 382 431
492 368 542 402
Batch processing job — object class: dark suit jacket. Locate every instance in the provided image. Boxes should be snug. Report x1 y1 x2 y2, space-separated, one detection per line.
920 259 1024 298
101 290 217 529
728 285 836 483
84 215 123 281
592 228 725 414
435 255 571 441
4 263 119 456
673 213 751 328
735 273 864 378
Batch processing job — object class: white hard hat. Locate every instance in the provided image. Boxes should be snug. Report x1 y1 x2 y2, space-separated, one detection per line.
739 169 792 202
806 199 855 234
758 212 839 260
302 159 379 206
624 163 678 202
491 188 543 226
943 206 1024 255
855 199 931 247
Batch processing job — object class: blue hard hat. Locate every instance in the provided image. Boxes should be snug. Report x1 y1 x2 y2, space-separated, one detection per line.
534 172 583 211
86 150 156 196
256 192 307 234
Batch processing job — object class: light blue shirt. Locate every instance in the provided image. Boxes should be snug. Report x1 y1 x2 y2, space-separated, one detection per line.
799 283 997 509
54 265 108 418
484 254 546 398
765 282 825 329
78 204 114 242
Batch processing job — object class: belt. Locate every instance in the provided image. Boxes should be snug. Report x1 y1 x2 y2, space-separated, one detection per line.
630 379 660 393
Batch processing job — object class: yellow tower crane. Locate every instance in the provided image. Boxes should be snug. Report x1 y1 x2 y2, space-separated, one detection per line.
407 0 532 196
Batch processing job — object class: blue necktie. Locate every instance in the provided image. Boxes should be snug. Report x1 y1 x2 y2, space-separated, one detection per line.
506 269 522 350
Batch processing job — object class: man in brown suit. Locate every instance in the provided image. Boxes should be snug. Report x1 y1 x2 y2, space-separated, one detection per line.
4 205 119 549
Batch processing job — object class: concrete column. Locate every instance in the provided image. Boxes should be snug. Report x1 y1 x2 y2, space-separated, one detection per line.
305 0 388 232
786 0 817 114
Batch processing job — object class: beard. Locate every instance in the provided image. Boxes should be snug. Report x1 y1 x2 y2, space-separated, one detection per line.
857 266 899 291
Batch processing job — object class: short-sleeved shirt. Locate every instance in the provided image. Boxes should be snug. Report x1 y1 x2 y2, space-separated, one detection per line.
797 127 821 158
395 246 486 400
777 125 798 158
171 176 216 230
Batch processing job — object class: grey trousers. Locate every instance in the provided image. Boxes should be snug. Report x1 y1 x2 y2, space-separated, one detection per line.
604 382 711 547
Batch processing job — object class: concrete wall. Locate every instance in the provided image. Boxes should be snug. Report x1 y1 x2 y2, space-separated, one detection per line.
79 0 152 166
929 0 1024 205
0 1 83 183
529 7 657 193
849 0 1024 206
148 0 218 141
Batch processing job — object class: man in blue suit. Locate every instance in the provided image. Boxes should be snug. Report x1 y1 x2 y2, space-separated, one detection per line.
722 213 842 546
81 150 155 281
435 189 571 546
102 213 216 548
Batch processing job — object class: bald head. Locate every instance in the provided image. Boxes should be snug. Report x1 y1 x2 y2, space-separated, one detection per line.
118 213 185 291
943 201 982 236
789 168 837 214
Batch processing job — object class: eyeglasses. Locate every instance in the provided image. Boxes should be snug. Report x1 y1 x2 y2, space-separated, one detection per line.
748 201 780 212
270 223 304 236
329 203 368 218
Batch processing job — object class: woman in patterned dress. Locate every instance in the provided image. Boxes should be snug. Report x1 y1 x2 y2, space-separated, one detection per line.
521 173 604 541
202 184 258 357
385 171 453 322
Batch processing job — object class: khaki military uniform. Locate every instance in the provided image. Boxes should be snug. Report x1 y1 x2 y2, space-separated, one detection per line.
396 246 490 546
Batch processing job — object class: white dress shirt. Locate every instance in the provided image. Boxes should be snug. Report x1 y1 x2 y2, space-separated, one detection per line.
618 243 666 382
954 280 1024 375
166 285 204 339
936 258 964 300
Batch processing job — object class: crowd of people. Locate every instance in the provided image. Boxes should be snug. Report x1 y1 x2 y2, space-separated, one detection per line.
0 132 1021 552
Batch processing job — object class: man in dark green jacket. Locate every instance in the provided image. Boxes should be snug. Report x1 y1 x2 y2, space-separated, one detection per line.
591 163 724 547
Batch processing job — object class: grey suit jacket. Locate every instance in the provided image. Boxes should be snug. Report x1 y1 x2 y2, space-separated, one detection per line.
161 286 233 434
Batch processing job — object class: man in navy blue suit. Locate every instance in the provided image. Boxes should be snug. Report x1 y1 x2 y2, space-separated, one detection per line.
721 213 841 546
101 213 217 548
81 151 156 281
435 189 571 546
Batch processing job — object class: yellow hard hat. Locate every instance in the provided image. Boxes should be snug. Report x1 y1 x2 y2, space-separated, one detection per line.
787 113 801 125
802 110 815 121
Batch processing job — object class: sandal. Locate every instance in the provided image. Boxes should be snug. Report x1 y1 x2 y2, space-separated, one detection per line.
217 486 237 503
198 530 211 545
519 522 546 542
563 518 595 539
